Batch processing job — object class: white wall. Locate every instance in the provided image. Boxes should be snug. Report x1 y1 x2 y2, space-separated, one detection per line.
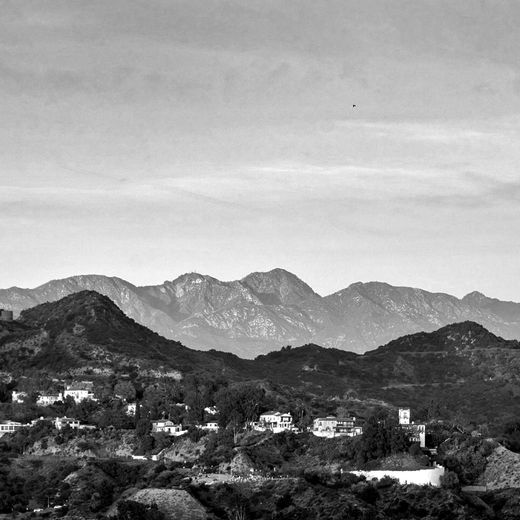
351 465 445 487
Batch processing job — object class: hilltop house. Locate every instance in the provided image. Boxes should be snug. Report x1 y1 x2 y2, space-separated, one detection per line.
196 421 219 432
398 408 426 448
63 382 96 403
312 416 363 438
125 403 137 416
36 392 63 406
54 417 81 430
0 420 24 436
255 411 294 433
151 419 186 436
11 390 28 403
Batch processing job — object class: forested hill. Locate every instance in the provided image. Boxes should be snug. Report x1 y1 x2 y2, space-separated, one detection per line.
1 290 236 376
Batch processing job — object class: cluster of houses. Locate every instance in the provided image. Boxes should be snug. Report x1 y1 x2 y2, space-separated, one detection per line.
246 407 425 447
7 380 426 447
12 381 97 406
0 416 95 437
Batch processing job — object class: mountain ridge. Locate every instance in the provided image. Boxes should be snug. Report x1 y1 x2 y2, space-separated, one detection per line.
1 269 520 358
2 291 520 425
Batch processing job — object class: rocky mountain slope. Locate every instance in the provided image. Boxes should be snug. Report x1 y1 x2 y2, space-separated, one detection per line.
1 269 520 357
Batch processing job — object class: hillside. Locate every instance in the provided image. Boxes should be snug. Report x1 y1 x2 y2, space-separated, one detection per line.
238 322 520 426
3 292 520 426
1 270 520 357
0 291 235 377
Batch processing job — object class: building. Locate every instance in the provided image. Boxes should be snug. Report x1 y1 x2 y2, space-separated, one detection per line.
197 421 219 432
125 403 137 416
399 408 411 425
63 382 96 403
11 390 28 403
54 417 81 430
0 309 13 321
398 408 426 448
312 416 338 436
312 415 363 438
256 411 294 433
0 420 24 436
36 393 63 406
151 419 186 436
204 406 218 415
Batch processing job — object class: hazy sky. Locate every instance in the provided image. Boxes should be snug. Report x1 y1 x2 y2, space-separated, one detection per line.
1 0 520 299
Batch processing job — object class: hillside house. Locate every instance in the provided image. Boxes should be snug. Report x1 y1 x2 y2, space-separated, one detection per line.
54 417 81 430
256 411 294 433
151 419 186 436
197 421 219 432
63 382 96 403
398 408 426 448
11 390 28 403
36 393 63 406
0 420 24 436
125 403 137 416
312 415 363 438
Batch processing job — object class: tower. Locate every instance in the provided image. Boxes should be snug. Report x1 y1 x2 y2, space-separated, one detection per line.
398 408 410 425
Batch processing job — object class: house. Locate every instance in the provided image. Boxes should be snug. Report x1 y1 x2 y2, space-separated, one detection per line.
151 419 186 436
54 417 81 430
336 417 363 436
125 403 137 416
63 382 96 403
313 416 338 435
204 406 218 415
398 408 426 448
256 411 294 433
36 393 63 406
197 421 219 432
0 420 24 436
11 390 28 403
312 415 363 438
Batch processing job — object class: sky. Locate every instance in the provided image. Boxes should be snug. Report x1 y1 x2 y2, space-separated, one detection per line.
1 0 520 299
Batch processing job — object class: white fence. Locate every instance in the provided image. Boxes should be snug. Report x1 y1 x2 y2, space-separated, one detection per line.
351 465 445 487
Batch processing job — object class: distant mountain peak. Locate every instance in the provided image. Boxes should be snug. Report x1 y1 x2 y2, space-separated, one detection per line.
241 268 318 306
462 291 488 303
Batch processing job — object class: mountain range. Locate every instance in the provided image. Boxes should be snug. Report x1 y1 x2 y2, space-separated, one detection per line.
2 290 520 426
1 268 520 357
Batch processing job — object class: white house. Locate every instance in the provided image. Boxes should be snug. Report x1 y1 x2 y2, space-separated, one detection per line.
63 382 96 403
0 420 24 436
54 417 81 430
151 419 186 436
125 403 137 416
398 408 426 448
197 421 219 432
313 416 338 435
256 411 294 433
36 393 63 406
11 391 28 403
312 416 363 438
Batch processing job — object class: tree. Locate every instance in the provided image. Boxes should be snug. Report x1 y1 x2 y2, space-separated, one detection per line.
215 384 266 429
114 381 136 402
